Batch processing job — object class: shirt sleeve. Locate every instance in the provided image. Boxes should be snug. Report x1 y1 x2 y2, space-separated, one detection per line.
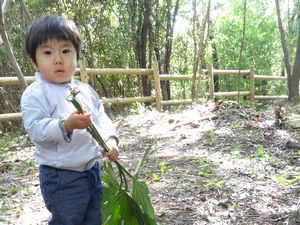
21 86 65 145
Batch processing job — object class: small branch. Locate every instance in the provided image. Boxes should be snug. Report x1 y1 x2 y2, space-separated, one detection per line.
1 0 9 13
0 0 28 90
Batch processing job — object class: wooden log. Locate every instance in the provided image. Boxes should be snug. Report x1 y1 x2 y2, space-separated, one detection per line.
79 60 89 83
254 75 287 81
0 76 35 86
153 62 162 111
101 96 155 105
208 64 214 100
206 91 250 97
254 95 288 100
249 65 255 101
0 112 22 122
0 75 81 86
161 99 193 106
147 74 206 81
82 68 153 76
213 69 250 76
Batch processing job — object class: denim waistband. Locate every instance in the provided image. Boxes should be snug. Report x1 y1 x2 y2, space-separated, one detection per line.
59 159 96 172
41 157 100 172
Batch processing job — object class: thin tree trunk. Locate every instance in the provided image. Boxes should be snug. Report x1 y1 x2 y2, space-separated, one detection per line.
290 17 300 101
153 0 161 68
142 0 152 96
135 1 150 97
211 35 219 93
18 0 32 23
144 0 153 68
161 0 180 103
0 0 27 90
275 0 293 100
192 0 211 101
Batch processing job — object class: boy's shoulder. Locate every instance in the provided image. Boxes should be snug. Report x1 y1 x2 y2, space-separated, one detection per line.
22 81 43 97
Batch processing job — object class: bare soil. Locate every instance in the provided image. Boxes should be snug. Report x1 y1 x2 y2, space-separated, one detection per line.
0 101 299 225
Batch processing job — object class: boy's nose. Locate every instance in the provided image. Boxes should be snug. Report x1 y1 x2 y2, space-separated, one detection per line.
54 54 63 65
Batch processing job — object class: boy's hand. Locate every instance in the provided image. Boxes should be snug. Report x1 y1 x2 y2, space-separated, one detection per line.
104 138 119 161
64 110 92 133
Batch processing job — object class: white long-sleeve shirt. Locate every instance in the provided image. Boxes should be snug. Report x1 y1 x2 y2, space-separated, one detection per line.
21 72 118 171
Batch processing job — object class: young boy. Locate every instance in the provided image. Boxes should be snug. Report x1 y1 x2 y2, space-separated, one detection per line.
21 15 119 225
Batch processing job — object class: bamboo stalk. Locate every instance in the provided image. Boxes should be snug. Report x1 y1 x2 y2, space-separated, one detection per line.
0 112 22 121
161 99 193 106
101 96 155 105
254 95 288 100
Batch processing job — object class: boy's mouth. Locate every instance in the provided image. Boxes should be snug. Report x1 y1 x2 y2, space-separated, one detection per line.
55 69 65 73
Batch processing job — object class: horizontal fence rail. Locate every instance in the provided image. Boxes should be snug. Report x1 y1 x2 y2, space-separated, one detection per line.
206 64 288 101
0 63 289 122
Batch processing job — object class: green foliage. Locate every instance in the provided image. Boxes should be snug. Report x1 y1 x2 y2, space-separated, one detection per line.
197 159 214 178
196 158 223 190
0 132 18 153
1 0 298 115
102 157 157 225
251 145 269 161
10 186 20 195
157 161 166 175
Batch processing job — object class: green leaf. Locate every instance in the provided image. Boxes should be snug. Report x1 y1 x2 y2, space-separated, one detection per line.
276 175 284 184
152 173 160 181
134 143 154 178
102 186 156 225
132 179 156 220
102 161 120 188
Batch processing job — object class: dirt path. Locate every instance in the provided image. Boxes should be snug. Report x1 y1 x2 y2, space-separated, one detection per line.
0 102 299 225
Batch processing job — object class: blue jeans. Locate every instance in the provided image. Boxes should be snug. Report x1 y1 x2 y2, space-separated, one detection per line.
39 162 103 225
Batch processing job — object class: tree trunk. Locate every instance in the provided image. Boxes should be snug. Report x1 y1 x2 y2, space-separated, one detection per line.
191 0 211 101
275 0 293 100
18 0 32 23
211 36 219 93
142 0 152 97
153 0 161 67
290 17 300 101
136 1 151 97
144 0 154 68
161 0 180 102
0 0 27 90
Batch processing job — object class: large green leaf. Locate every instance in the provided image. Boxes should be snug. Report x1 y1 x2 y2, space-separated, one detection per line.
132 179 156 220
101 161 119 187
102 185 156 225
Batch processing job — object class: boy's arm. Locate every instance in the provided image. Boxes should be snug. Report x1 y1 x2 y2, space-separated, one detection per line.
21 90 65 144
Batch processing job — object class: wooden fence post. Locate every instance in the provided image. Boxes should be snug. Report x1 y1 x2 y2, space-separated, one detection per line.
79 60 89 83
153 62 162 111
208 64 214 100
249 65 254 101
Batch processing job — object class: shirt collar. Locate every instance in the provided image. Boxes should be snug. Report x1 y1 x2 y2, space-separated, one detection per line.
34 71 75 86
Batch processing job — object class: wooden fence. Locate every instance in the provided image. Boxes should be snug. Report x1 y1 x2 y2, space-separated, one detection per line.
0 63 289 122
206 64 288 101
0 62 197 122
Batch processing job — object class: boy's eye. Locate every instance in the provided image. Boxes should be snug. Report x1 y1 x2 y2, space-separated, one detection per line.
44 50 51 55
62 49 70 54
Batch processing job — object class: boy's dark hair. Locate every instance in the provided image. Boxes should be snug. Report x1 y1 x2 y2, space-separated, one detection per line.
25 15 82 65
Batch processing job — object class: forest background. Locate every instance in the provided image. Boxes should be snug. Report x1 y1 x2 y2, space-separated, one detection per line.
0 0 299 122
1 1 300 224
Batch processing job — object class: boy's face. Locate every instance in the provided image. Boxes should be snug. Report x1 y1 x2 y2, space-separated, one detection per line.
33 39 77 84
